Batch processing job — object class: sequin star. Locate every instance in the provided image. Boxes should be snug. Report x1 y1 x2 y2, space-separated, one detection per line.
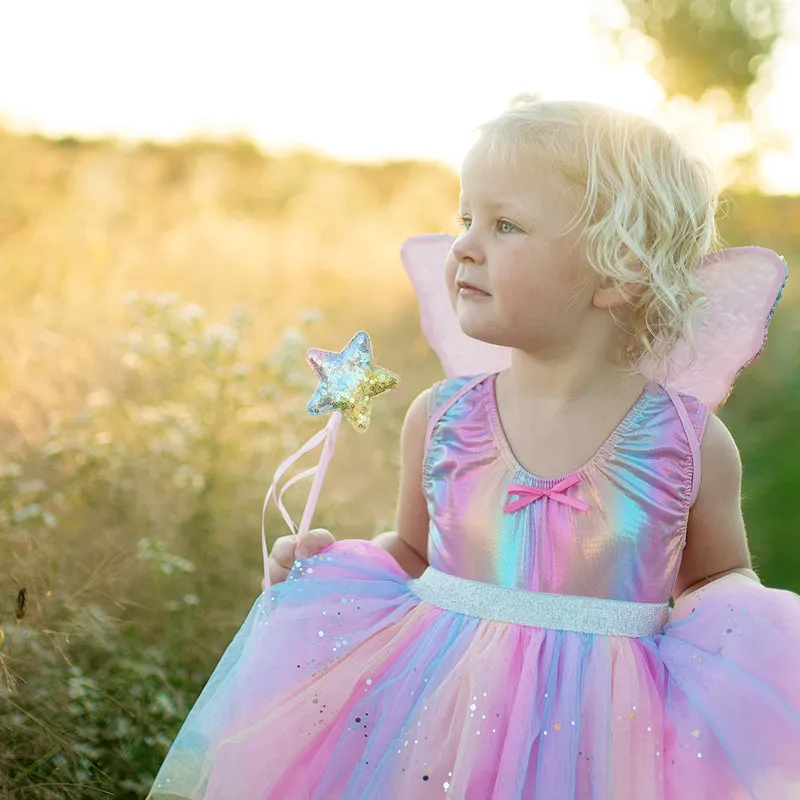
306 331 399 432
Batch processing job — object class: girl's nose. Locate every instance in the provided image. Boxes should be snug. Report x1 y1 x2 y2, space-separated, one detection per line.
452 231 485 265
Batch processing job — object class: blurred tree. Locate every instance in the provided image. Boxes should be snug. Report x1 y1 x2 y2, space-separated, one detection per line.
610 0 783 114
598 0 787 187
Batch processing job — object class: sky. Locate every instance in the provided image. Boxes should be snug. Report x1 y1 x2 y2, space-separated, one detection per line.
1 0 799 192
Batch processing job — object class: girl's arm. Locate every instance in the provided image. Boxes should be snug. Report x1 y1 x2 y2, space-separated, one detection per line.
372 389 431 579
673 413 760 599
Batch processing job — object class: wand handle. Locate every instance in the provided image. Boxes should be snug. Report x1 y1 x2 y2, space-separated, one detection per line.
297 411 342 538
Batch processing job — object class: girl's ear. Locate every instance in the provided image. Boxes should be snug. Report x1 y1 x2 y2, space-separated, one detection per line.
592 258 647 309
591 252 648 309
592 278 639 309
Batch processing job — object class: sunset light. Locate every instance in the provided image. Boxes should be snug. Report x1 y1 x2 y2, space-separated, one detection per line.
1 0 798 191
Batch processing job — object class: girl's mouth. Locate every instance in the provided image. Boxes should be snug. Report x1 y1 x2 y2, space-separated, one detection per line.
456 280 490 297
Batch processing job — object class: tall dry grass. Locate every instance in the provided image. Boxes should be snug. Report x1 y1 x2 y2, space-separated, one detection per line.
0 130 797 797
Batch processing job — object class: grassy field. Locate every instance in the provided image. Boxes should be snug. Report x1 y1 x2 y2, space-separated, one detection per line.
0 130 797 797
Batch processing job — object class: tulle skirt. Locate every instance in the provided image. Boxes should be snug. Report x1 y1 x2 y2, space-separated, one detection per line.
148 540 800 799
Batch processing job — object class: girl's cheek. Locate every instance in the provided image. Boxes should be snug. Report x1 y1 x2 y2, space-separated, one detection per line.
444 253 458 289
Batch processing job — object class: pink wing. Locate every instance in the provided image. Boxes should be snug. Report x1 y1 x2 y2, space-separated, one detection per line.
643 246 789 409
400 235 788 410
400 234 511 378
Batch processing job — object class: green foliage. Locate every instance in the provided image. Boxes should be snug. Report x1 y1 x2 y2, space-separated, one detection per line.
2 641 194 798
0 293 317 797
613 0 783 110
718 291 800 589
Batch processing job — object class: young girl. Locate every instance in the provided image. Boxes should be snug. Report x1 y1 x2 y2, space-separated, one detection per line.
148 100 799 799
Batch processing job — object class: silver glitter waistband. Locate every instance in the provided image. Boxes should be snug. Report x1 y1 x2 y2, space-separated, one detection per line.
407 567 669 637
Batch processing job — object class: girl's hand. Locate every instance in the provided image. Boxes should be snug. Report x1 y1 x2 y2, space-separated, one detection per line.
268 528 336 585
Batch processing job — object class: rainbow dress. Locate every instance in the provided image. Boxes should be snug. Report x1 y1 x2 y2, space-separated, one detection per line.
149 371 800 799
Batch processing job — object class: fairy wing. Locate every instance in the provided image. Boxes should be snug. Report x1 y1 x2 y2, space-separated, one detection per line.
400 234 788 410
645 246 788 409
400 234 511 378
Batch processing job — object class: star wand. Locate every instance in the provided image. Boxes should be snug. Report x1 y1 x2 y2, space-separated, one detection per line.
261 331 399 605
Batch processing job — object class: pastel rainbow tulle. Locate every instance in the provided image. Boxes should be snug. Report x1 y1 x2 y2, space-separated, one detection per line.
148 540 800 799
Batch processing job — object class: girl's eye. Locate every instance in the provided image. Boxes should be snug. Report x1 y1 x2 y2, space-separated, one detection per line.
457 214 471 231
498 220 518 234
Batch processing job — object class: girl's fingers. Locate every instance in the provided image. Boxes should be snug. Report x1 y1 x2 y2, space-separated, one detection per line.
268 559 291 586
268 530 335 584
270 535 298 570
296 528 335 558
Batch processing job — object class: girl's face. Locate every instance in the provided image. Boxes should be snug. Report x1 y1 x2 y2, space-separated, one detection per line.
446 145 600 354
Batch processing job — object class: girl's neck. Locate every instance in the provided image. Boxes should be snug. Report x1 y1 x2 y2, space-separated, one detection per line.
501 350 646 413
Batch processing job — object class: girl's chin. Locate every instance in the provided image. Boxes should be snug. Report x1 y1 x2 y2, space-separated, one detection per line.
456 308 536 351
455 314 509 348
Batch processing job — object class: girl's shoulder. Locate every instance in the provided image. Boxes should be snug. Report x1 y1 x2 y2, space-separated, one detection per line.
427 373 490 421
659 384 712 448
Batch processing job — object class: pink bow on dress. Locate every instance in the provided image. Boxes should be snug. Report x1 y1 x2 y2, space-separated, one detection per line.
504 474 591 514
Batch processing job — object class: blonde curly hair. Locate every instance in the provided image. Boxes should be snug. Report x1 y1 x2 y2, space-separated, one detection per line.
474 98 722 370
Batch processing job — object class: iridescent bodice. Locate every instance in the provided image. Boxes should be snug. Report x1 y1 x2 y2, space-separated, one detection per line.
422 373 709 604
